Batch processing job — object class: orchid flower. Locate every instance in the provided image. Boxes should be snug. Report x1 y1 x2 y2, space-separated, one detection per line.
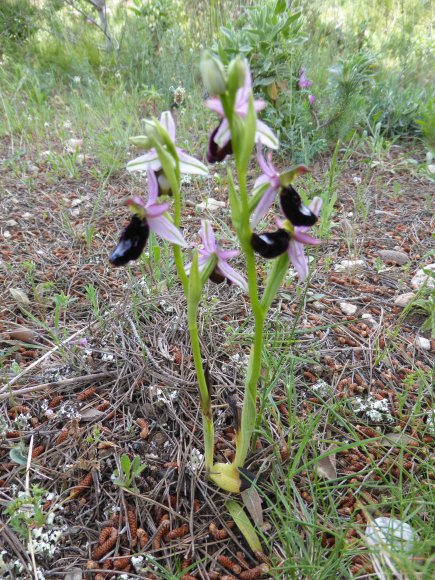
298 67 312 89
110 169 187 266
127 111 208 178
250 144 281 228
251 144 310 228
280 197 322 280
206 63 279 163
252 197 322 280
186 220 247 291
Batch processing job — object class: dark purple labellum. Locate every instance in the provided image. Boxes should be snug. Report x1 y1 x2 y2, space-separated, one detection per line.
109 215 149 267
209 266 233 286
251 229 290 259
280 185 317 227
156 169 172 197
207 121 233 163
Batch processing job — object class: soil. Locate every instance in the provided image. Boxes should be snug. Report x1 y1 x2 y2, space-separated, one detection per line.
0 137 434 579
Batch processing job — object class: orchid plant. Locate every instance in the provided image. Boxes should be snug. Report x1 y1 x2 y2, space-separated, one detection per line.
109 53 322 497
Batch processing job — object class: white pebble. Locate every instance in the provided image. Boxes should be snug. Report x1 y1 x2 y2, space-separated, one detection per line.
334 259 365 272
339 302 357 315
394 292 415 307
415 336 431 351
411 264 435 289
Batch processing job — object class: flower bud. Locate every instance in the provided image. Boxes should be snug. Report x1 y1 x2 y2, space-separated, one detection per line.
144 119 160 141
200 51 227 96
278 165 310 188
227 56 246 95
129 135 152 149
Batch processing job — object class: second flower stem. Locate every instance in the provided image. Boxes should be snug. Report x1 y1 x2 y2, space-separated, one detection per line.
187 299 214 471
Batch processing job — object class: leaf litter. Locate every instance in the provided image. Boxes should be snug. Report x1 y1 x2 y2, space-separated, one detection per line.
0 137 434 578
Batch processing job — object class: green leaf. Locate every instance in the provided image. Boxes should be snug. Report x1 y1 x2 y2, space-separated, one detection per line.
226 500 263 553
227 168 242 231
261 253 289 312
120 453 131 476
10 446 28 466
188 250 202 304
132 455 141 473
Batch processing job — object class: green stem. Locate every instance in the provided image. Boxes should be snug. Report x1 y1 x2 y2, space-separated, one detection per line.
169 156 214 470
188 298 214 471
172 162 188 293
233 151 265 468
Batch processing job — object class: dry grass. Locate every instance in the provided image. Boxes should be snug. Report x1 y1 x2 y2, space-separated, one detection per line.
0 135 434 578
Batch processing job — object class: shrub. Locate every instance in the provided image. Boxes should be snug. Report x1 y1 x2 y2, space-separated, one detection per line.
0 0 40 54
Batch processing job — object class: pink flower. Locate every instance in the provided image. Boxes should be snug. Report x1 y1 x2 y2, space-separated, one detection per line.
110 169 187 266
298 67 312 89
250 144 281 228
206 62 278 163
186 220 247 291
277 197 322 280
308 94 316 106
250 144 311 228
127 111 208 176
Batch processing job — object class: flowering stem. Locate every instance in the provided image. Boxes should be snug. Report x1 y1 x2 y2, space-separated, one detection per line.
233 170 265 467
171 162 189 294
171 160 214 472
187 296 214 471
221 96 266 468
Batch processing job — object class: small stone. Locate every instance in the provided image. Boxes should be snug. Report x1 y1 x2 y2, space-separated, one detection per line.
27 164 39 173
411 264 435 289
5 219 18 227
378 250 409 265
22 212 32 219
334 259 365 272
362 313 377 327
394 292 415 307
65 568 83 580
196 198 226 212
365 517 416 553
415 336 431 351
312 301 325 311
339 302 357 315
3 231 11 239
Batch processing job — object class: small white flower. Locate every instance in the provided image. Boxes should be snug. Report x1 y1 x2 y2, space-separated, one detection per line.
187 448 204 474
132 555 144 570
73 76 81 84
312 380 331 397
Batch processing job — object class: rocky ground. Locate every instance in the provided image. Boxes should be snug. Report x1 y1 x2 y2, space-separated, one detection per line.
0 139 434 579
